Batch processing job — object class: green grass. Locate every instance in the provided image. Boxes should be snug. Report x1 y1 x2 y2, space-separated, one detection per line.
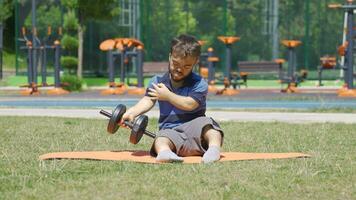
1 116 355 199
0 75 153 87
2 51 18 70
0 75 344 88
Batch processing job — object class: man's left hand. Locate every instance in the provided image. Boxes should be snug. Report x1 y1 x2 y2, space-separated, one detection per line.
147 83 172 101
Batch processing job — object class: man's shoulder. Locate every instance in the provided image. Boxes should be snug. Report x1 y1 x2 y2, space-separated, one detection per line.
150 73 169 83
191 72 208 89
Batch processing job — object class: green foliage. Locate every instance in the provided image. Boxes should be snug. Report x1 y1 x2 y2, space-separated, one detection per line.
61 56 78 70
63 9 78 31
24 4 61 36
61 0 78 9
61 34 79 50
0 0 12 21
77 0 119 22
60 75 83 91
61 6 79 75
138 0 346 70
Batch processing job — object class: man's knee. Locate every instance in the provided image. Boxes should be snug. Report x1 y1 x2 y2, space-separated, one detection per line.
202 125 223 146
154 137 176 152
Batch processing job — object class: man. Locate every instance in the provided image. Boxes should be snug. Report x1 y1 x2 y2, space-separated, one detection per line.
122 34 223 163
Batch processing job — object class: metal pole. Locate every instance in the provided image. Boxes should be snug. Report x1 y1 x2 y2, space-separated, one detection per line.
136 0 141 40
54 42 61 88
272 0 279 60
31 0 38 85
225 44 231 80
207 49 214 83
137 47 143 87
304 0 310 70
346 8 354 89
340 11 348 79
15 0 19 75
287 48 293 80
108 50 114 84
120 49 125 83
41 46 47 85
27 46 33 85
0 23 3 79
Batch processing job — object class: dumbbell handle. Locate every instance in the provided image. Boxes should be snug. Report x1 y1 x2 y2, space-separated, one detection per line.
100 110 156 138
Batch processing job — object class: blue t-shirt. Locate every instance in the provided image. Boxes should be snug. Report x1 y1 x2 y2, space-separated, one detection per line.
145 72 208 130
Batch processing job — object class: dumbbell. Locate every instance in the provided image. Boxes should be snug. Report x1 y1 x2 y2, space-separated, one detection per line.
99 104 156 144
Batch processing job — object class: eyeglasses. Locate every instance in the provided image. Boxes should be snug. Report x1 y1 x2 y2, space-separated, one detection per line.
169 56 198 70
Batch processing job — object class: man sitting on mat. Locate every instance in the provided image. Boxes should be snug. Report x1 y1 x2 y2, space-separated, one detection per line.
121 34 224 163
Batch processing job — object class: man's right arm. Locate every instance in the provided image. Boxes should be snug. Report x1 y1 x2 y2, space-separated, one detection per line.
121 96 156 122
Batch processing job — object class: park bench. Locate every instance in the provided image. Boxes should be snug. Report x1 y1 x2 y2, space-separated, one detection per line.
236 61 283 87
318 56 337 86
143 62 169 76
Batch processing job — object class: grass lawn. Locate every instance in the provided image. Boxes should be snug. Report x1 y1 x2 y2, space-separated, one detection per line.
0 75 344 88
0 75 153 87
1 116 355 199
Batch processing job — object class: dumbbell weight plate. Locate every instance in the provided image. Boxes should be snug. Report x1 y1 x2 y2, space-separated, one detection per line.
107 104 126 134
129 115 148 144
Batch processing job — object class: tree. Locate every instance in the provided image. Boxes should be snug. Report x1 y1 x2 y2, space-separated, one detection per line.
61 0 118 78
0 0 13 79
24 3 61 37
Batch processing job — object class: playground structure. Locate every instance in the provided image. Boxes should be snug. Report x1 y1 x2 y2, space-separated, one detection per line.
216 36 240 95
318 55 337 86
18 0 68 95
198 40 219 93
199 36 306 95
329 0 356 97
9 0 355 98
280 40 302 93
19 26 68 96
99 38 145 95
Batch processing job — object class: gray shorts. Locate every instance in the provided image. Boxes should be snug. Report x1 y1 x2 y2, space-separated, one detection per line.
150 116 224 157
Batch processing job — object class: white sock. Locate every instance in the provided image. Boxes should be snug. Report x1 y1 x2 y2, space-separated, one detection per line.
156 150 184 163
202 146 220 163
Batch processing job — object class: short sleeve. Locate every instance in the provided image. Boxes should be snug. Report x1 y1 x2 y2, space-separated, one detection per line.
145 76 159 97
188 79 208 105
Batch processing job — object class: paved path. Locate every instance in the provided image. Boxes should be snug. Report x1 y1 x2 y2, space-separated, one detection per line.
1 108 356 124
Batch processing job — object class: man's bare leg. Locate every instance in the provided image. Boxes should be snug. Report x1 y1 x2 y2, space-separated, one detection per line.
202 125 222 163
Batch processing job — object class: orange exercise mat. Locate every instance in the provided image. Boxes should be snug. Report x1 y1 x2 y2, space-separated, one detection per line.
39 151 310 164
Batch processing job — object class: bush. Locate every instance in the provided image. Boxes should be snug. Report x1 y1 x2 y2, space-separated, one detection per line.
61 34 78 50
61 56 78 70
63 9 78 31
60 75 83 91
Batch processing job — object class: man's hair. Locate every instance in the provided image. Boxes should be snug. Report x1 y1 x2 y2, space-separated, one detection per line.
170 34 201 58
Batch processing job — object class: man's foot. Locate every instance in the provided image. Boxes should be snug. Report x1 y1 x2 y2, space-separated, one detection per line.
156 150 184 163
202 146 220 163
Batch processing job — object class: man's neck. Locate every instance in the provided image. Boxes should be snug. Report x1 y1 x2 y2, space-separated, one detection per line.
170 79 184 89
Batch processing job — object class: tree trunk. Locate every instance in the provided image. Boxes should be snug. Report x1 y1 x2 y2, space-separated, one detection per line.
77 24 84 78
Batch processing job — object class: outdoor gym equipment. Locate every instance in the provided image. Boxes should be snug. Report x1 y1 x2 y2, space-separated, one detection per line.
329 0 356 97
198 40 219 92
18 0 68 95
217 36 240 95
318 55 337 86
19 27 68 95
99 38 145 95
100 104 156 144
19 26 68 95
280 40 302 93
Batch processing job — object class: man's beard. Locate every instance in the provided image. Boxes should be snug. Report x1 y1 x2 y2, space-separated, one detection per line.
169 67 191 82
